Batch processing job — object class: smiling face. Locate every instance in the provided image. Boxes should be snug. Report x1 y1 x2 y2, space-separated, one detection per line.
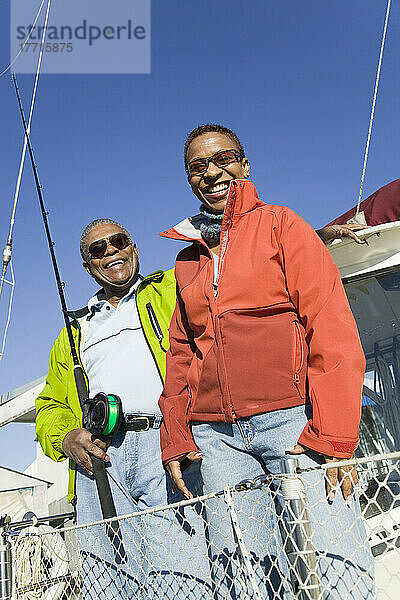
186 132 250 212
83 223 139 298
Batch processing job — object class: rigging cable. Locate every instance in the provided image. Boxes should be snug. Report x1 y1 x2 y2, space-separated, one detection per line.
0 0 48 78
0 263 14 361
0 0 52 362
356 0 391 215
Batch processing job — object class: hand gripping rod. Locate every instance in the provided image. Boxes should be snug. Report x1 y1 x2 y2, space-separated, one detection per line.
12 72 126 563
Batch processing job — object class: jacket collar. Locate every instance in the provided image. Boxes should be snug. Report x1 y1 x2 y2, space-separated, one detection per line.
160 180 265 242
66 270 167 323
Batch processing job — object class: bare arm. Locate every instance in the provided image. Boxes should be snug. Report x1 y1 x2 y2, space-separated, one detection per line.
316 224 366 244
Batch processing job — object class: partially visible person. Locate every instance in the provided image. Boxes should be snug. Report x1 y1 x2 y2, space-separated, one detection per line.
317 178 400 244
317 222 365 244
36 219 211 600
159 124 375 599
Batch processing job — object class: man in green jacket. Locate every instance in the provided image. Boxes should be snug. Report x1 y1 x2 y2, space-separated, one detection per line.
36 218 210 600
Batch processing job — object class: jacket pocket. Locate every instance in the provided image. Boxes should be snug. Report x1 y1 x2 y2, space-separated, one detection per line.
190 343 226 416
218 308 303 410
293 320 306 399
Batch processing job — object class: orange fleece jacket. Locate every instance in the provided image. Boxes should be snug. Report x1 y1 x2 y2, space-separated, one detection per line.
159 180 365 463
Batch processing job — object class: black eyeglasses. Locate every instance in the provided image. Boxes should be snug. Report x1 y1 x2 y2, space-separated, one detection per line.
88 233 131 260
186 149 243 177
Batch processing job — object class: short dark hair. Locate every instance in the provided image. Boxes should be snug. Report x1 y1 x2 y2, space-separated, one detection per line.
80 218 131 261
184 123 245 172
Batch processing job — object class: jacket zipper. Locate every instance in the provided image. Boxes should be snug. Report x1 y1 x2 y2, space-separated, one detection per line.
215 229 228 292
146 302 167 353
293 320 305 395
215 315 235 420
212 182 237 420
185 383 192 416
216 182 236 289
198 250 234 420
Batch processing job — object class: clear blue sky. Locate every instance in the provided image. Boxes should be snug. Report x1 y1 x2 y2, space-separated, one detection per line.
1 0 399 471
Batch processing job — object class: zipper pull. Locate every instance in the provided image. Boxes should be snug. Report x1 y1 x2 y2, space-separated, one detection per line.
294 374 300 384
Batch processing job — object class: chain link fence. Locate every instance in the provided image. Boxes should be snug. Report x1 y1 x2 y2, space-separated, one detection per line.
1 452 399 600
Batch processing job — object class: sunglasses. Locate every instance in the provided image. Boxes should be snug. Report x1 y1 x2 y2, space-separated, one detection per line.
88 233 132 260
187 149 243 177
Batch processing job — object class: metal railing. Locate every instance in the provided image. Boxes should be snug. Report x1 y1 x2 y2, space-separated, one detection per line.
1 452 400 600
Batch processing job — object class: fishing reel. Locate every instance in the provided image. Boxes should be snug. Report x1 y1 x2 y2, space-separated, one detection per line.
83 392 123 438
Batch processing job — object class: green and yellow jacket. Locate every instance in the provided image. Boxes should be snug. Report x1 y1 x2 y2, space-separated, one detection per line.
35 270 176 503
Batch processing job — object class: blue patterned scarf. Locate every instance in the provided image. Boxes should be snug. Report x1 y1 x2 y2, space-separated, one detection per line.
199 204 224 243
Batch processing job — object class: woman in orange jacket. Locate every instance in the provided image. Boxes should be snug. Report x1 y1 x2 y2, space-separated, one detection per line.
159 123 374 599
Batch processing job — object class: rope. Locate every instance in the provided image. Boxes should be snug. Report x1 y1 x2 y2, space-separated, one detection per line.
223 486 263 600
0 0 48 78
356 0 391 215
280 471 306 501
0 0 52 361
13 525 69 600
0 261 15 362
298 449 400 474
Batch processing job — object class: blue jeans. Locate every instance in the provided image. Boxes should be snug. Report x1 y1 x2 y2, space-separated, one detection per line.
75 427 212 599
192 405 375 600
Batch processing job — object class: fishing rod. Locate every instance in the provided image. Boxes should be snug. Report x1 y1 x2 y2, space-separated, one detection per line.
11 72 126 563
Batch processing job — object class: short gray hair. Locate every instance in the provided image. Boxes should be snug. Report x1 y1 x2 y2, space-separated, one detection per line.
80 218 132 260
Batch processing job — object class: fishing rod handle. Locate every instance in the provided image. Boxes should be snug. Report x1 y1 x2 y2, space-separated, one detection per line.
92 456 116 518
92 456 127 564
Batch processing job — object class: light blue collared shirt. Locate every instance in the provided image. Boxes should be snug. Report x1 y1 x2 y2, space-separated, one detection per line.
81 277 162 415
